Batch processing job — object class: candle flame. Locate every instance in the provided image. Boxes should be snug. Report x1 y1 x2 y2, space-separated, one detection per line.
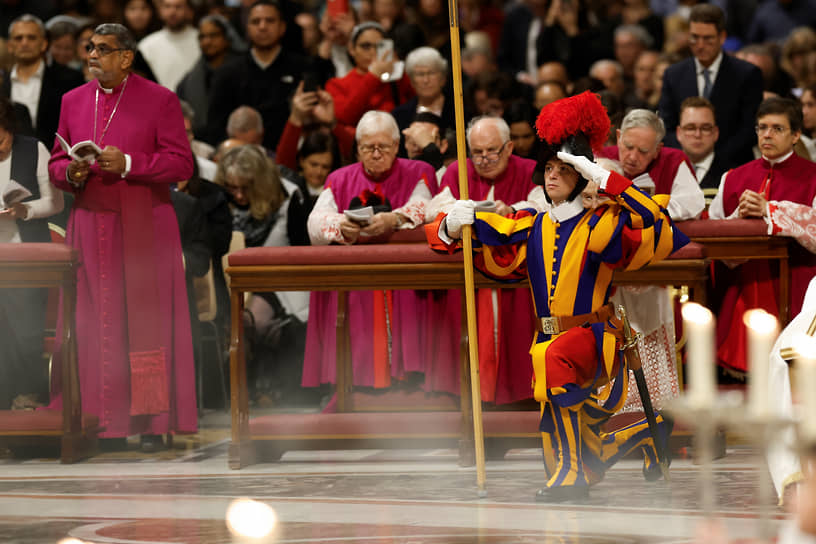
743 309 778 335
681 302 713 324
226 498 278 539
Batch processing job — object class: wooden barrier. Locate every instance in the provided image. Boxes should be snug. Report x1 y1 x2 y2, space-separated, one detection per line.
0 243 100 462
226 238 709 469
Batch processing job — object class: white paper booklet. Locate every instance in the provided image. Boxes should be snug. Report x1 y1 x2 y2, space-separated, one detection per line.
473 200 496 212
343 206 374 225
0 179 32 208
55 133 102 163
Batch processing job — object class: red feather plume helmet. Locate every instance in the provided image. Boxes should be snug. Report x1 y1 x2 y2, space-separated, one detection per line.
533 91 611 200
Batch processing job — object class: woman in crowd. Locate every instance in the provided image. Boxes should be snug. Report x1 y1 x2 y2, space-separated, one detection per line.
801 83 816 159
122 0 159 42
47 21 79 68
781 27 816 95
278 131 341 216
214 145 310 404
325 22 414 136
503 100 539 159
177 14 242 142
391 46 454 135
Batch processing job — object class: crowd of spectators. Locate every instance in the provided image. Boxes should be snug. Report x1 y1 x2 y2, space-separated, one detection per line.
3 0 816 410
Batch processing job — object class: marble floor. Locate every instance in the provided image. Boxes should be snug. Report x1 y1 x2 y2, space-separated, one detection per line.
0 414 794 544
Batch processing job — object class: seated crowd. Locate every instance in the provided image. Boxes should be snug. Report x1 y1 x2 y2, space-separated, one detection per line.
3 0 816 462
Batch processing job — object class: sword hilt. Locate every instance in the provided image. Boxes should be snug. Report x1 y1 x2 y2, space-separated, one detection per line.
617 305 641 351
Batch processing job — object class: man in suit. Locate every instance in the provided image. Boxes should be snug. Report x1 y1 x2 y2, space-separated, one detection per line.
676 96 730 208
2 14 84 147
658 4 763 168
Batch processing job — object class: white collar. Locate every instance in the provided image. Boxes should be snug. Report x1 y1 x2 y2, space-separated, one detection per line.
695 51 723 75
548 197 585 223
10 59 45 81
764 150 794 165
696 151 715 172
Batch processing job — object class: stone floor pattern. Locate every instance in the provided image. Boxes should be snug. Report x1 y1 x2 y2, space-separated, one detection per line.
0 428 794 544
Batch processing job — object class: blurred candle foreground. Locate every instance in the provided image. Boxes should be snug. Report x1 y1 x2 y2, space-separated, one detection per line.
226 498 278 542
794 333 816 444
682 302 716 408
744 309 778 417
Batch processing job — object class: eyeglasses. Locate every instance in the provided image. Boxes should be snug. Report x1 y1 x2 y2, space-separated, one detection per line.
411 70 439 79
688 33 719 45
470 141 508 164
359 142 395 155
681 124 716 135
755 124 790 135
356 41 379 51
85 43 126 56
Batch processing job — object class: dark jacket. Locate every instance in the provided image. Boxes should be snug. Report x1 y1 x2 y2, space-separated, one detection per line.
659 54 763 168
1 61 85 147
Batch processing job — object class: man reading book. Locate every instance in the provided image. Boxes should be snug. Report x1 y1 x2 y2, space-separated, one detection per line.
0 95 64 411
47 24 196 453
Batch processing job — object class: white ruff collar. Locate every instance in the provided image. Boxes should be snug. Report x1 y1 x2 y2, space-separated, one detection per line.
548 197 585 223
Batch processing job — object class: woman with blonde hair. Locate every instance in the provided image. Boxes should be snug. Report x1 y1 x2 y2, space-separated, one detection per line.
214 144 310 405
781 27 816 93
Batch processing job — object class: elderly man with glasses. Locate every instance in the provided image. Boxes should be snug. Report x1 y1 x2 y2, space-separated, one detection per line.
303 111 438 396
424 116 548 405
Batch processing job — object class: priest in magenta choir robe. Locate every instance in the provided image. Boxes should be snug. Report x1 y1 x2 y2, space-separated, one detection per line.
304 111 436 393
710 96 816 374
424 116 549 404
47 24 197 446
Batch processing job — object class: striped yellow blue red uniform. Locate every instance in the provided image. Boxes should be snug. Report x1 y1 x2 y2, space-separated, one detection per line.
463 171 689 491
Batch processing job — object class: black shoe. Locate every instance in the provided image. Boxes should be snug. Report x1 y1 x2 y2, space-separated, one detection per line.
643 413 674 481
98 437 128 452
140 434 164 453
535 485 589 502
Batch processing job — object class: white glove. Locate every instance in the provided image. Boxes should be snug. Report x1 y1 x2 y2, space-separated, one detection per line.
557 151 610 187
444 199 476 239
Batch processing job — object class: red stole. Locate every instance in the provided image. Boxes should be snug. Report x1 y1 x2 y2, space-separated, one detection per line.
437 155 537 402
599 146 693 195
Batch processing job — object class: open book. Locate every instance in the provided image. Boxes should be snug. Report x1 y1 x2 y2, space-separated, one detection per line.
55 133 102 163
0 179 32 208
344 206 374 225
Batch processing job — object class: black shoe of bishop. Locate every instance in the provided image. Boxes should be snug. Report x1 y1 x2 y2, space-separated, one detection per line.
534 485 590 503
140 434 164 453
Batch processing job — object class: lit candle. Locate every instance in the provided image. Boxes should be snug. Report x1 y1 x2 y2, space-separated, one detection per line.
744 309 778 418
794 333 816 445
681 302 716 408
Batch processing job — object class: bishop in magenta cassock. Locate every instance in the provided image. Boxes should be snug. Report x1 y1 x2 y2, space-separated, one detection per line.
47 24 197 442
304 111 436 394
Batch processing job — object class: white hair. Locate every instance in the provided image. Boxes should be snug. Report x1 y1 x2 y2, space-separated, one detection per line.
620 108 666 142
405 47 448 77
589 59 624 78
356 111 399 143
466 116 510 148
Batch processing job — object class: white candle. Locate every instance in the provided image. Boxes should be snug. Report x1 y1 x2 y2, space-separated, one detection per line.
744 309 778 418
794 333 816 444
681 302 716 408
